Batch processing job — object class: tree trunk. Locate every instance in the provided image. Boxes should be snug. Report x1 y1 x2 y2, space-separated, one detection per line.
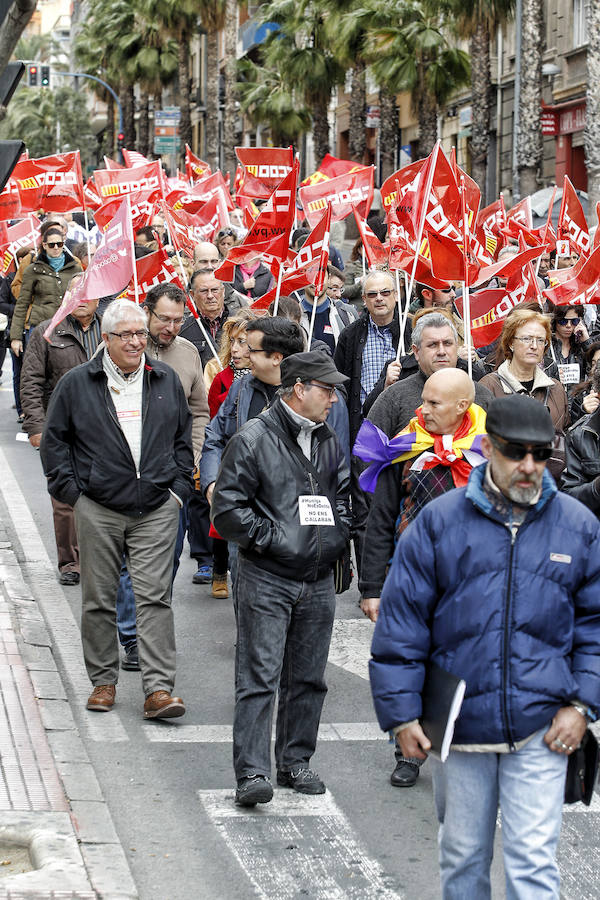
222 0 238 190
138 90 149 157
313 96 330 167
177 38 192 156
585 1 600 214
0 0 37 75
205 29 220 170
119 80 135 149
417 89 438 158
470 22 490 204
105 93 115 158
348 63 366 163
518 0 543 196
379 87 398 181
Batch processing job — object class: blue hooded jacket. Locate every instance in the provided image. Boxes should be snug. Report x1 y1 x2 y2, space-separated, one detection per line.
370 463 600 746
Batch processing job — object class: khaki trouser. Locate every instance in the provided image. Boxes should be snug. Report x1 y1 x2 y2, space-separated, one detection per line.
74 493 180 697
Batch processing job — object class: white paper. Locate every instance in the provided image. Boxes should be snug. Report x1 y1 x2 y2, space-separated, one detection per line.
557 363 580 385
298 495 335 526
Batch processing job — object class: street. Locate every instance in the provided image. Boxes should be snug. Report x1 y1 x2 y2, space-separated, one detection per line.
0 355 598 899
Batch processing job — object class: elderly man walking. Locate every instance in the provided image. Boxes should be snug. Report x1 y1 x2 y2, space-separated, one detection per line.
41 299 193 718
370 394 600 898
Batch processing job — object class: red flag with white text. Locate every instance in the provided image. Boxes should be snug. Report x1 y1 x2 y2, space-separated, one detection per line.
125 244 185 303
95 192 155 232
185 145 211 182
557 176 590 257
235 146 294 199
12 152 84 213
94 161 164 202
122 149 152 168
300 166 373 229
0 216 40 275
301 154 368 187
353 207 387 268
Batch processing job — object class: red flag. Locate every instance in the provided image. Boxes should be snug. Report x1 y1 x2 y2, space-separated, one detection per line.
0 176 22 220
104 156 124 170
95 192 155 232
161 203 216 255
543 245 600 306
476 198 506 260
215 160 299 282
122 149 152 168
251 205 331 310
301 154 368 187
94 161 164 202
353 207 387 268
557 176 590 257
124 244 185 303
299 166 374 229
381 159 424 219
84 177 102 211
185 145 211 182
506 196 533 229
0 216 40 275
165 183 231 221
44 200 135 338
185 170 234 211
12 151 84 213
235 146 294 198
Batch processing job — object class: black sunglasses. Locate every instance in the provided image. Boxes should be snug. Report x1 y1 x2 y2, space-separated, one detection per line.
489 435 552 462
556 317 581 326
46 240 64 248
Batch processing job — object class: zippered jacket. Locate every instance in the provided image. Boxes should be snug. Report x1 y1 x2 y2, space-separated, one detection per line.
370 463 600 745
211 398 351 581
40 350 194 516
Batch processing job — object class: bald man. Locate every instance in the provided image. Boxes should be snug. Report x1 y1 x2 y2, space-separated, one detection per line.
357 368 487 787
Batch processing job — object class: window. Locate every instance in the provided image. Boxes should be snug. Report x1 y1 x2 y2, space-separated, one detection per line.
573 0 589 48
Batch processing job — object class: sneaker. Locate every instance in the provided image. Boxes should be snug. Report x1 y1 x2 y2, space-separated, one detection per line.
121 643 140 671
192 565 212 584
235 775 273 807
59 571 80 586
211 573 229 599
276 767 326 795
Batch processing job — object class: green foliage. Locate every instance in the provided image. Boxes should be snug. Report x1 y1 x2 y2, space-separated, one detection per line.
237 57 312 145
0 84 96 168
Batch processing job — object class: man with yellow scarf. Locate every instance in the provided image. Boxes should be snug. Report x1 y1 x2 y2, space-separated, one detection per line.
353 367 488 787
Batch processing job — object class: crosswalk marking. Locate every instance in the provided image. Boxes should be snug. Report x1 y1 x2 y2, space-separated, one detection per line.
198 788 402 898
328 618 372 681
143 721 387 743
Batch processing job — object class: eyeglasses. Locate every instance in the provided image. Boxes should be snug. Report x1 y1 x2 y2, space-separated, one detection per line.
327 286 343 295
489 435 552 462
150 311 185 326
193 287 221 296
440 286 455 293
247 346 266 354
217 228 235 238
109 329 148 342
306 381 336 397
46 241 64 248
513 336 548 347
365 289 393 300
556 317 581 327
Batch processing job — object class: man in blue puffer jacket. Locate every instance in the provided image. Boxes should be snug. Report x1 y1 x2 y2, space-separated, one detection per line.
370 394 600 899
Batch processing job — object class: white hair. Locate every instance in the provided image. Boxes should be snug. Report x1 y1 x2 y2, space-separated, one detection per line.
101 299 148 335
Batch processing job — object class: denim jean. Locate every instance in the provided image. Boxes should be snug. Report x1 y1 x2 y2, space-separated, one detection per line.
431 728 567 900
233 556 336 781
116 502 188 648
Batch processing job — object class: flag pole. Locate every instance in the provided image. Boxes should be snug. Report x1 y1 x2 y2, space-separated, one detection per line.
459 177 473 380
395 268 407 362
83 202 91 267
272 266 284 316
404 143 441 318
306 288 318 347
127 196 139 303
172 243 220 365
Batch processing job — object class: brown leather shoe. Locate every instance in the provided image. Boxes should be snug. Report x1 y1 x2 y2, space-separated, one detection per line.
87 684 116 712
143 690 185 719
211 573 229 599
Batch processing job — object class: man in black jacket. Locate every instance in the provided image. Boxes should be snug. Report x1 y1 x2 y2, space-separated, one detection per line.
41 299 194 720
333 270 411 574
212 351 351 808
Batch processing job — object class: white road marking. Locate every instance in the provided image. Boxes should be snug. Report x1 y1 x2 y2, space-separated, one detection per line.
143 722 386 743
198 788 401 898
0 449 129 743
328 618 373 681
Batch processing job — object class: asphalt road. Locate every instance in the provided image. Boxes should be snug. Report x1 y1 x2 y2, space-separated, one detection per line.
0 354 598 899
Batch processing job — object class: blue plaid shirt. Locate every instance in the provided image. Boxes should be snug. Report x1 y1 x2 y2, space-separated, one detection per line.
360 317 395 403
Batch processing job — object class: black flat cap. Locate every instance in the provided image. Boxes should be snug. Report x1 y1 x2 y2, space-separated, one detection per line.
486 394 554 444
280 351 349 388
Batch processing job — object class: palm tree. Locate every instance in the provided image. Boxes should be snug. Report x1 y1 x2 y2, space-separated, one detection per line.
445 0 514 203
198 1 227 169
237 57 312 147
0 0 37 73
366 0 470 158
379 86 398 182
586 0 600 212
517 0 543 197
222 0 239 183
325 1 370 163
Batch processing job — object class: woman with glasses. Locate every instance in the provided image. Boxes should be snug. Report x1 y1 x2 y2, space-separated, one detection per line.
9 227 82 378
480 307 568 440
549 303 590 393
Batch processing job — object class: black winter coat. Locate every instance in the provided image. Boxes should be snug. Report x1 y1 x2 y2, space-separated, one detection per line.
212 398 351 581
40 351 194 516
562 407 600 515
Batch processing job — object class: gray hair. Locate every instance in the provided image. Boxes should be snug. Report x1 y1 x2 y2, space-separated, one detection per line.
412 312 458 348
102 299 148 336
362 270 395 296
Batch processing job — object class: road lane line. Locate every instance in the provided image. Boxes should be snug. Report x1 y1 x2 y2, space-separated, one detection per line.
0 448 129 743
198 788 402 898
143 722 387 743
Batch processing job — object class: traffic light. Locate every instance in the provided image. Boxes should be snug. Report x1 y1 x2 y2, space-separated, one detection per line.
40 65 50 87
117 132 125 149
28 64 38 86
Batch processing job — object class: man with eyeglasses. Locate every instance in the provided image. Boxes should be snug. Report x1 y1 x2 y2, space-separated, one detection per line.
113 283 209 668
41 298 194 720
334 270 409 575
298 265 358 354
370 393 600 898
211 350 351 807
193 242 249 314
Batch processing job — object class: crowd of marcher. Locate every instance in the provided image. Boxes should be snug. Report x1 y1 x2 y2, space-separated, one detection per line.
2 192 600 900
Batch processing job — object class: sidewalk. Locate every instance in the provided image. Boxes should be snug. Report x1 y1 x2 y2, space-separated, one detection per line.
0 516 136 899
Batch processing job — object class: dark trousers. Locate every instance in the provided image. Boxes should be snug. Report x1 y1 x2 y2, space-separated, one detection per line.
350 455 370 579
50 496 79 574
233 556 336 780
187 489 212 565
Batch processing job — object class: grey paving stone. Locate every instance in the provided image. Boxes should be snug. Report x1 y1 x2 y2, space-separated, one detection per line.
80 842 138 898
29 670 67 701
20 644 56 672
47 731 90 765
38 699 77 732
70 801 120 845
55 762 103 802
19 621 52 647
